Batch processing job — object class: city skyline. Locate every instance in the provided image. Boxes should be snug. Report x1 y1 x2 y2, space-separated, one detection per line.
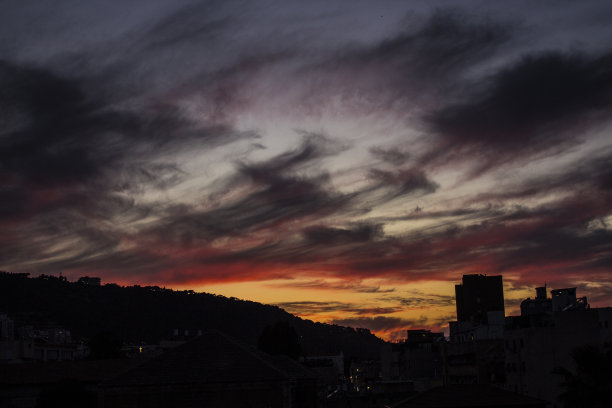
1 0 612 340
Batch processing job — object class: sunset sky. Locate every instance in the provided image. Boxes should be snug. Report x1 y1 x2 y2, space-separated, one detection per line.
1 0 611 340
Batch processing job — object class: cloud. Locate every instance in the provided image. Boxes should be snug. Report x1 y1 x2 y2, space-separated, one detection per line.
386 294 456 309
368 169 439 195
0 59 253 191
425 51 612 172
268 278 393 294
275 301 354 315
303 224 384 245
0 59 256 276
275 301 401 317
136 135 354 250
239 132 346 180
369 147 411 165
331 316 426 333
1 2 611 316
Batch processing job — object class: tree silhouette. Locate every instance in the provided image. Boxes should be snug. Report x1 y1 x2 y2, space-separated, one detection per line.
553 345 612 408
0 272 383 360
257 321 301 359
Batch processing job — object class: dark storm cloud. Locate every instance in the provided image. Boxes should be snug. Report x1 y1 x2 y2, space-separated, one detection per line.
383 207 497 223
493 219 612 276
304 9 512 113
470 151 612 203
303 224 384 245
425 51 612 171
233 162 611 282
0 211 121 269
194 173 609 285
239 132 346 180
138 2 230 51
0 60 254 215
0 60 112 185
369 146 411 165
141 135 355 246
113 7 514 121
368 169 439 195
0 188 28 220
347 10 510 78
0 58 258 276
1 0 611 305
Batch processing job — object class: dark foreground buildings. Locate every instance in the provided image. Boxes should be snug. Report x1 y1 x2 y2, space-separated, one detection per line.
381 329 445 391
443 274 612 407
0 330 318 408
99 330 317 408
2 274 611 407
445 274 506 386
388 384 547 408
504 286 612 404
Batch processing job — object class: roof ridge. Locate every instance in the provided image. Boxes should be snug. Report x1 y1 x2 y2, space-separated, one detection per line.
212 329 292 379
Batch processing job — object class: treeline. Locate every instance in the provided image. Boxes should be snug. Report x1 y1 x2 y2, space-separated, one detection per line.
0 272 383 360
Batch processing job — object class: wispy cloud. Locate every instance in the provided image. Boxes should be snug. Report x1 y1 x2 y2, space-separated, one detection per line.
1 1 611 328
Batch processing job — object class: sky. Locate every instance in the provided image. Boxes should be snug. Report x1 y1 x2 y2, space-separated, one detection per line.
1 0 612 340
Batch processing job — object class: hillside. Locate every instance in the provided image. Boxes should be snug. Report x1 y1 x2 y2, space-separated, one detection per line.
0 272 383 360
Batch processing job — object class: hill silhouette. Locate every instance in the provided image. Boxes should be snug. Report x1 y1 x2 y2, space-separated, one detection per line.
0 272 383 360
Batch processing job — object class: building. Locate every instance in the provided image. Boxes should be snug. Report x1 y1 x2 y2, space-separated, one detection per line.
0 314 17 361
455 274 504 324
551 287 588 312
442 338 506 386
520 286 551 316
0 359 144 408
504 286 612 404
99 330 318 408
301 352 344 391
349 359 380 392
444 277 612 405
444 275 506 386
0 315 86 363
381 330 444 391
388 384 547 408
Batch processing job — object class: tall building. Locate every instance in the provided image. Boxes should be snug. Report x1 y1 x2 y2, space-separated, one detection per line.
445 275 506 385
455 274 504 324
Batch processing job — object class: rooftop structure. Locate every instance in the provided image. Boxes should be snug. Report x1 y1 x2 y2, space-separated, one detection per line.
100 330 318 408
